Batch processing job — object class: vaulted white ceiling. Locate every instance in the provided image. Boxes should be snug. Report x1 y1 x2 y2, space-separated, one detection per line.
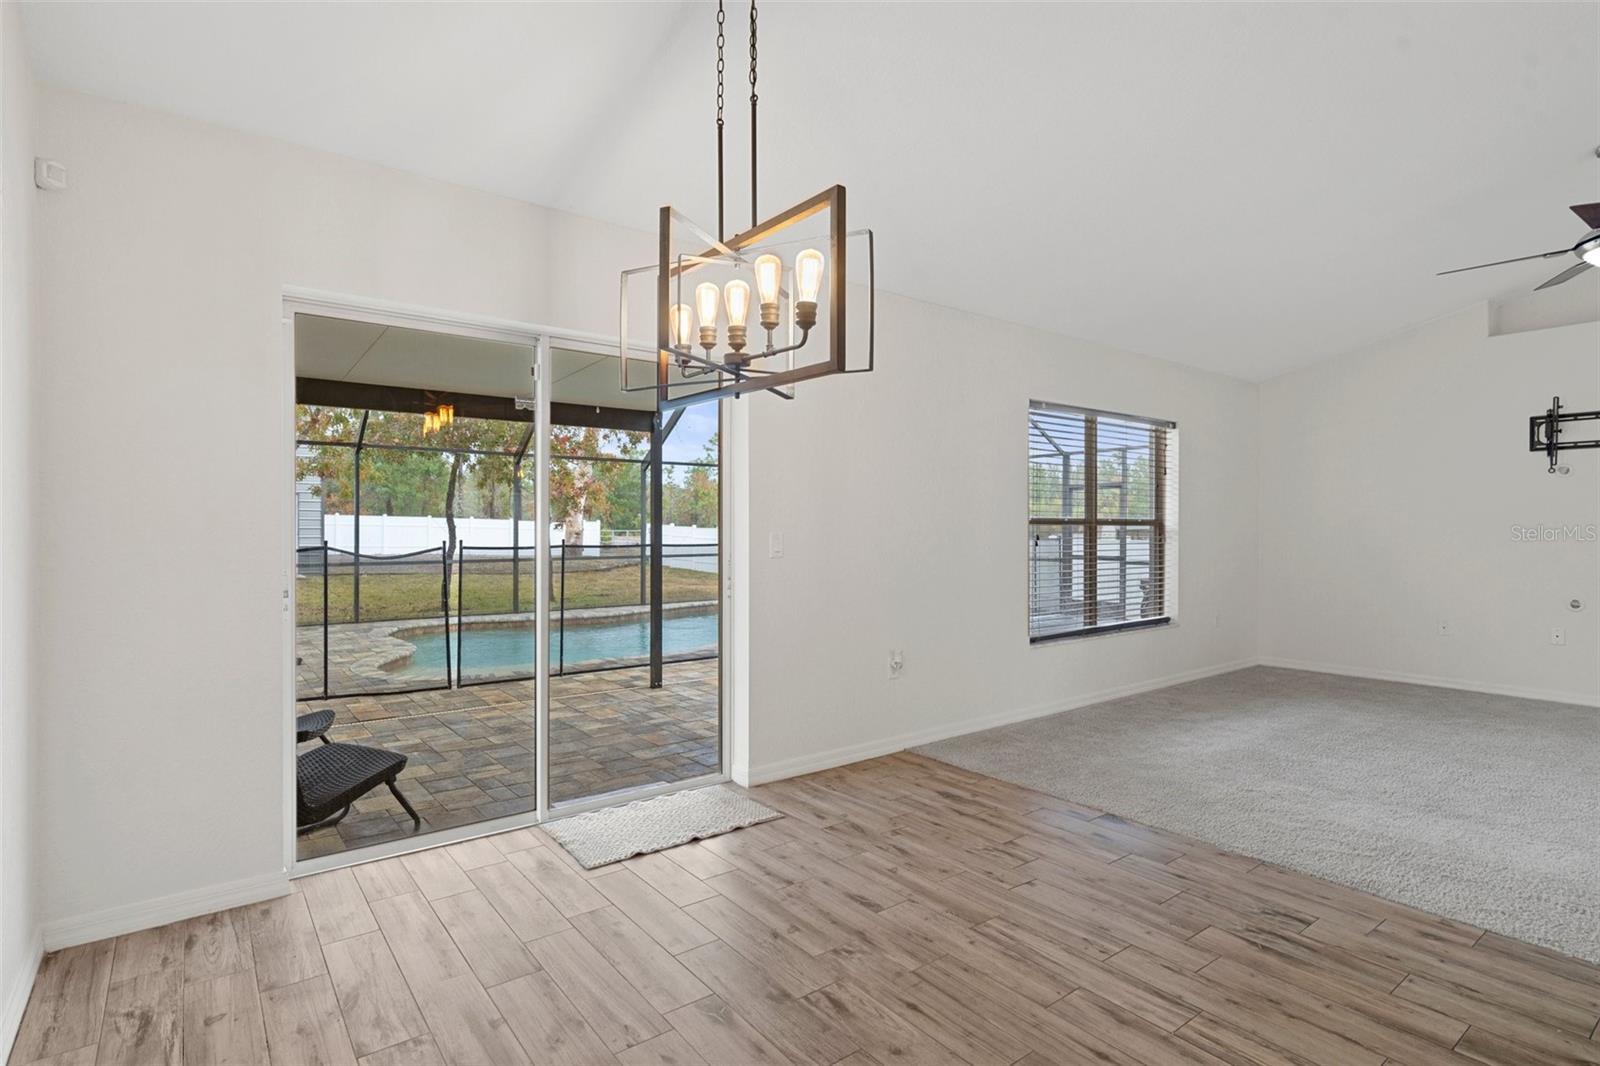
21 1 1600 380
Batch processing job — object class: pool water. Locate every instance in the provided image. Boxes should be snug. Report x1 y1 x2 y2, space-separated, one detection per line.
391 611 719 677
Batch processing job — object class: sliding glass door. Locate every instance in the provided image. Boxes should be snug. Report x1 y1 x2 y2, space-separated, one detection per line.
291 311 544 862
545 349 722 807
291 309 725 867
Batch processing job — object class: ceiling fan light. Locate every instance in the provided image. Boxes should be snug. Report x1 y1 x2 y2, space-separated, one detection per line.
1580 242 1600 268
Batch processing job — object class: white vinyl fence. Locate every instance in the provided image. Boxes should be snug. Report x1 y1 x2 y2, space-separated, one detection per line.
318 514 716 557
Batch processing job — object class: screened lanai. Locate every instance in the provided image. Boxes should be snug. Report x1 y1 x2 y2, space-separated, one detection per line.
292 313 722 860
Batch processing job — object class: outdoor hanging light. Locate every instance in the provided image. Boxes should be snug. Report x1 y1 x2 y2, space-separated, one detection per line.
618 0 875 412
420 402 454 436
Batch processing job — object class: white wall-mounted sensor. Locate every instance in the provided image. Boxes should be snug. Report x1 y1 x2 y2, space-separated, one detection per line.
33 158 67 191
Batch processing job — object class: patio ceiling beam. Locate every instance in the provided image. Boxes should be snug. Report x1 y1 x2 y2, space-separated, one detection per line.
297 376 654 433
551 402 653 433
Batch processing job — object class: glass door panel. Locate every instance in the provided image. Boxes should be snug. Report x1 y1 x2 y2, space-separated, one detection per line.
292 312 540 862
546 350 722 806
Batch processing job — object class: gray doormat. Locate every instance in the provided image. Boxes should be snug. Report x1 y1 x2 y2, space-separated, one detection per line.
543 785 782 869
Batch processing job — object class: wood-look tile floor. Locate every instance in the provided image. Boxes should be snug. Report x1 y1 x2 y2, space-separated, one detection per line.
11 752 1600 1065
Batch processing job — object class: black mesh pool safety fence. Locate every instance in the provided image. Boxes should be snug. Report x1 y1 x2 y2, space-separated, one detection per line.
297 541 719 701
294 542 453 701
549 541 719 679
455 544 538 686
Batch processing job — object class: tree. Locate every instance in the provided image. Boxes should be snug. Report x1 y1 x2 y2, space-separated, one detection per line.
293 406 722 604
663 433 719 527
550 427 648 542
294 405 525 608
416 415 524 607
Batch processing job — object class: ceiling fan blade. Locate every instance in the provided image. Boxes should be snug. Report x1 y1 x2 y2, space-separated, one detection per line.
1436 249 1569 276
1570 203 1600 229
1533 260 1593 291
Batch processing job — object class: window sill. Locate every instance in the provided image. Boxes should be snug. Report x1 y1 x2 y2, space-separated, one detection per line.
1030 616 1172 645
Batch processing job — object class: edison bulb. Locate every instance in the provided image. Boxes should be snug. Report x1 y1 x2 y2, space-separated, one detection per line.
724 280 751 328
794 249 825 304
695 282 720 327
753 254 782 307
695 282 720 351
670 303 695 347
724 279 752 353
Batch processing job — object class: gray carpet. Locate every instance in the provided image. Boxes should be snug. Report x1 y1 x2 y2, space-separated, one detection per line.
544 785 781 869
915 666 1600 963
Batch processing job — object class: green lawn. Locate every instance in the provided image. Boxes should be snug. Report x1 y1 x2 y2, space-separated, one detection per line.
297 563 718 625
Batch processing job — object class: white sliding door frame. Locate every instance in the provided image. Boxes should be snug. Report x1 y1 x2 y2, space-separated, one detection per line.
281 288 731 878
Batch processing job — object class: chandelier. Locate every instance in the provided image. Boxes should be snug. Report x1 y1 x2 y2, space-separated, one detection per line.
420 402 454 436
619 0 875 412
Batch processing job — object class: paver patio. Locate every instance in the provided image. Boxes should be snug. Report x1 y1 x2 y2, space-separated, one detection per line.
295 659 719 859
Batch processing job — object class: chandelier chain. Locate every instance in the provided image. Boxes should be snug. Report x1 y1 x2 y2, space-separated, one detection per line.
715 1 726 239
749 0 758 227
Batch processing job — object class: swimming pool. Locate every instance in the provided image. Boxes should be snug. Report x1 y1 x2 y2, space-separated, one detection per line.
389 611 718 677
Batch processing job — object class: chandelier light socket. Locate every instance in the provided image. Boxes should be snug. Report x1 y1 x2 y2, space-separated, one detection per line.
795 300 818 331
759 302 781 331
699 325 718 352
727 324 748 353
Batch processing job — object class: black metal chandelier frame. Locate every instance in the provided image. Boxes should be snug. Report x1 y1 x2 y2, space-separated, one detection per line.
617 0 875 413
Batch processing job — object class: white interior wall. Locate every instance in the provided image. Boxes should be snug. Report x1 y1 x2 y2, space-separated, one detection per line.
740 296 1260 781
1259 306 1600 705
28 88 651 944
0 3 40 1050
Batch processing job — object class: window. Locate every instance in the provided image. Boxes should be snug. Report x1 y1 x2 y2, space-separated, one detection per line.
1028 401 1175 641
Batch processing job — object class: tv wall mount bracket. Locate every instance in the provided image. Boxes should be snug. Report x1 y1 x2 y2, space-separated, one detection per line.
1529 396 1600 473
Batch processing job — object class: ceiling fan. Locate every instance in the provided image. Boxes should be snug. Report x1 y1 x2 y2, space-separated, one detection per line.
1438 203 1600 291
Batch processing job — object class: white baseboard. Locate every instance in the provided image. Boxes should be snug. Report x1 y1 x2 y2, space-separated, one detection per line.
1 928 43 1066
745 658 1258 785
1257 657 1600 708
41 872 289 952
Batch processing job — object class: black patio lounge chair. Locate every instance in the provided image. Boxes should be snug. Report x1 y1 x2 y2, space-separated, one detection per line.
296 709 335 744
297 742 421 835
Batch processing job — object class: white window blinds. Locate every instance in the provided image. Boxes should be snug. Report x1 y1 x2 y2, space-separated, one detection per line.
1028 401 1176 641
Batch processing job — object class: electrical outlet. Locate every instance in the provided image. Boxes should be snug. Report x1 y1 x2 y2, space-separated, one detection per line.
887 650 904 680
1551 626 1567 646
1436 620 1450 637
768 531 784 559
